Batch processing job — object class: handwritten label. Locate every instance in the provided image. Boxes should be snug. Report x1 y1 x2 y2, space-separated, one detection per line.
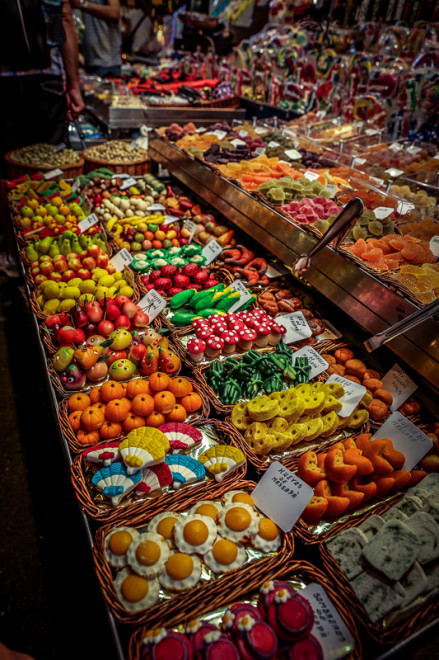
54 142 66 153
254 147 266 156
238 130 248 138
44 168 63 180
110 248 133 272
284 148 302 160
373 206 394 220
372 412 433 471
293 346 329 379
381 363 417 412
389 142 404 152
71 179 81 193
251 462 313 532
325 184 338 198
205 130 227 141
407 145 422 155
397 201 415 215
254 126 266 134
183 219 197 244
201 240 222 265
267 141 281 148
230 139 247 148
138 289 167 322
325 374 366 417
385 167 404 178
228 280 252 313
300 583 355 660
304 171 320 181
163 215 180 226
353 157 366 167
78 212 99 233
373 177 385 187
119 177 137 191
365 128 377 136
276 311 313 344
429 235 439 257
196 126 206 133
147 203 166 212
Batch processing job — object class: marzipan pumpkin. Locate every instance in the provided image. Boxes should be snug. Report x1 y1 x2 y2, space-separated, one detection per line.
154 391 176 414
149 372 170 392
166 404 187 423
145 410 166 427
100 380 125 402
68 392 91 412
80 406 105 431
69 411 82 432
180 392 202 413
89 387 102 404
167 377 193 398
99 420 122 440
76 429 100 446
131 393 155 417
126 379 150 399
122 413 146 433
106 398 131 422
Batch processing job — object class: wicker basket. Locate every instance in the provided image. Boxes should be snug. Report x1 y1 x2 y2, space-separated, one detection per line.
71 419 247 526
5 148 84 180
91 479 294 627
82 146 150 176
58 375 210 453
128 559 362 660
319 495 439 644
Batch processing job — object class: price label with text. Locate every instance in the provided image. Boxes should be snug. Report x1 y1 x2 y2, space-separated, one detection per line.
252 462 313 532
429 235 439 257
300 584 355 660
254 126 266 135
372 412 433 470
147 203 166 212
78 212 100 233
325 184 337 198
44 168 63 180
267 141 280 148
254 147 266 156
163 215 180 226
183 220 197 244
119 177 137 190
201 240 222 265
293 346 329 379
54 142 66 153
110 248 133 272
381 363 417 412
389 142 404 152
71 179 81 193
353 157 366 167
373 207 394 220
138 289 167 322
407 145 422 155
238 130 248 138
397 201 415 215
230 139 247 148
304 171 320 181
275 311 312 344
326 374 366 417
228 280 252 313
284 148 302 160
385 167 404 178
205 130 227 141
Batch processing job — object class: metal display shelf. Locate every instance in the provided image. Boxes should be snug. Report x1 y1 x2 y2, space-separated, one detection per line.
148 134 439 396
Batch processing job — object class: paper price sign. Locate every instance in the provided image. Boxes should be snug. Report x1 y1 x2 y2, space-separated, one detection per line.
119 177 137 191
44 168 63 180
326 374 366 417
205 130 227 141
353 157 366 166
429 235 439 257
196 126 206 133
230 139 246 148
381 363 417 412
228 280 252 313
138 289 167 322
365 128 377 136
254 147 266 156
293 346 329 379
304 171 320 181
252 462 313 532
71 179 81 193
267 141 280 148
397 201 415 215
147 203 166 212
373 206 394 220
183 220 197 244
284 148 301 160
389 142 404 152
110 248 133 272
254 126 266 134
78 212 99 233
238 130 248 138
385 167 404 178
130 139 138 150
53 142 66 153
163 215 180 226
372 411 433 471
300 584 355 660
407 145 422 155
201 240 222 265
276 311 312 344
325 184 337 198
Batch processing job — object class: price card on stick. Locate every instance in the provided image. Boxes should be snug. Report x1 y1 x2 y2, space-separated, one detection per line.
163 215 180 226
183 219 197 244
381 363 417 412
44 168 63 180
252 462 313 532
53 142 67 153
372 412 433 470
325 374 366 417
284 148 302 160
110 248 133 272
230 139 246 148
304 171 320 181
201 240 222 265
430 235 439 257
71 178 81 193
147 203 166 212
373 207 394 220
78 212 99 233
138 289 167 322
276 311 312 344
228 280 252 313
293 346 329 379
119 177 137 190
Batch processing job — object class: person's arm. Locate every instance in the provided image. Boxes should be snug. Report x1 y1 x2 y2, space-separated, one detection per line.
61 0 85 118
70 0 120 23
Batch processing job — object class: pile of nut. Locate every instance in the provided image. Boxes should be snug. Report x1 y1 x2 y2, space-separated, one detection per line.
85 140 148 163
10 143 81 166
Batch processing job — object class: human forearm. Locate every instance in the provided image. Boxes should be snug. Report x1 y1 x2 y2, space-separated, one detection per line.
61 0 85 116
70 0 120 22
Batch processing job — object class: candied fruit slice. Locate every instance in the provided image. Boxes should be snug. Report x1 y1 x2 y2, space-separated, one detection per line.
389 237 406 250
401 244 427 264
396 274 418 288
368 221 384 236
416 290 437 303
363 248 384 262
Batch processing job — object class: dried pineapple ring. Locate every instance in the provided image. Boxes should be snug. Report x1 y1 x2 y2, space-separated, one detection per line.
231 402 251 430
244 430 274 456
244 422 268 441
346 408 369 428
301 391 326 415
321 395 343 414
320 411 339 437
286 423 308 447
324 382 345 398
247 395 280 421
266 417 289 433
295 384 311 397
278 394 305 419
302 417 324 442
270 431 293 452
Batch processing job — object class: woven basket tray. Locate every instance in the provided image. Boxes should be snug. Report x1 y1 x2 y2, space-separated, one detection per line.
128 559 362 660
92 479 294 627
71 419 247 526
82 147 150 176
5 149 84 180
58 375 210 453
319 495 439 645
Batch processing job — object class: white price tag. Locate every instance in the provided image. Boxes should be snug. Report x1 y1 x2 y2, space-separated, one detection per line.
365 128 378 136
252 462 313 532
228 280 252 313
389 142 404 152
254 126 266 134
284 148 302 160
130 139 138 150
304 171 320 181
434 154 439 160
429 235 439 257
183 219 197 244
279 160 290 166
238 130 248 138
325 184 338 198
163 215 180 226
407 145 422 155
353 158 367 166
208 130 227 141
325 374 366 417
373 206 394 220
147 203 166 211
71 179 81 193
372 412 433 471
267 141 281 148
196 126 206 133
276 311 312 344
373 177 385 187
381 363 417 412
110 248 133 272
119 177 137 191
201 239 222 265
230 139 247 148
44 168 63 180
53 142 67 153
293 346 329 379
300 584 355 660
138 289 167 322
78 212 99 233
397 201 415 215
385 167 404 177
254 147 266 156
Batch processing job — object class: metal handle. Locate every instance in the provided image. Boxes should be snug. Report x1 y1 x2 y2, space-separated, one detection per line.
293 196 364 274
364 299 439 352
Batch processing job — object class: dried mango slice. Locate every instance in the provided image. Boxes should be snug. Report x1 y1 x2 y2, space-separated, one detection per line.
320 411 339 437
302 391 326 415
303 417 324 442
321 395 343 415
324 382 345 398
266 417 289 433
247 395 280 421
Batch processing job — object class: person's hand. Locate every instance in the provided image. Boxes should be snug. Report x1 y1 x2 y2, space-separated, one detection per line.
66 85 85 120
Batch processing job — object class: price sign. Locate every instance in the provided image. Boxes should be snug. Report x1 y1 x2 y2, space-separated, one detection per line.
389 142 404 152
147 203 166 212
110 248 133 272
138 289 167 322
119 177 137 190
365 128 377 136
163 215 180 226
230 139 247 148
44 168 63 180
397 201 415 215
130 139 138 150
252 462 313 532
293 346 329 379
429 235 439 257
254 147 266 156
373 207 394 220
238 129 248 138
206 130 227 141
53 142 67 153
353 157 366 167
407 145 422 155
373 177 385 187
71 179 81 193
325 184 337 198
78 212 99 233
372 412 433 470
228 280 252 313
325 374 366 417
385 167 404 178
304 171 320 181
201 240 222 265
254 126 266 135
284 149 302 160
196 126 206 133
300 584 355 660
267 141 281 148
183 220 197 244
275 311 312 344
381 363 417 412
